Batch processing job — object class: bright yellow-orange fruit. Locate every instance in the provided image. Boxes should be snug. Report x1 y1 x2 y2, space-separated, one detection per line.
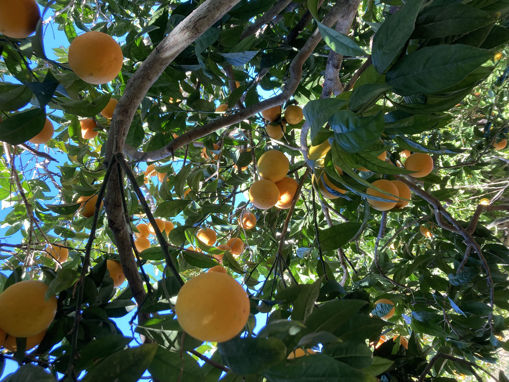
308 140 331 161
493 138 507 151
78 194 101 218
106 260 125 287
175 271 250 342
420 225 433 239
0 0 40 39
374 298 395 320
4 330 46 352
284 105 303 125
320 173 347 199
261 105 281 122
144 164 156 177
80 118 98 139
208 265 227 273
404 153 433 178
287 348 315 359
275 177 298 209
400 149 411 159
391 180 411 208
29 118 54 144
257 150 289 182
68 31 123 85
100 98 118 119
249 179 280 210
265 122 286 140
494 52 503 61
239 211 256 230
366 179 399 211
165 221 174 235
46 244 69 263
148 218 166 235
479 198 490 206
134 237 150 252
227 238 244 256
197 228 217 246
135 223 150 238
0 280 57 337
156 172 166 182
215 103 228 112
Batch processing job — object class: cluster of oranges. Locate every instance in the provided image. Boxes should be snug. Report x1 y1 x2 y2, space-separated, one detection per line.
248 150 299 210
143 164 167 183
261 104 304 140
134 219 174 253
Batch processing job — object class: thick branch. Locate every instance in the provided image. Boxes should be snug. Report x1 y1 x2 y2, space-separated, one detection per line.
240 0 293 39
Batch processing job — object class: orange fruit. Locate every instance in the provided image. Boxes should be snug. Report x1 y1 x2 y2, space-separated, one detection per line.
275 177 298 209
400 149 411 159
393 335 408 350
366 179 399 211
29 118 54 144
287 348 315 359
0 328 5 347
68 31 123 85
265 122 286 140
308 140 331 161
165 221 174 235
135 223 150 238
319 173 347 199
78 194 101 218
239 211 256 230
134 236 150 252
208 265 227 273
374 298 395 320
493 138 507 151
284 105 303 125
479 198 490 206
257 150 289 182
404 153 433 178
144 164 156 177
4 330 46 352
261 105 281 122
148 218 166 235
226 237 244 256
391 180 411 208
46 244 69 263
197 228 217 246
249 179 280 210
175 271 250 342
420 225 433 239
215 103 228 112
156 172 166 182
80 118 98 139
0 0 40 39
100 98 118 119
106 260 125 287
0 280 57 337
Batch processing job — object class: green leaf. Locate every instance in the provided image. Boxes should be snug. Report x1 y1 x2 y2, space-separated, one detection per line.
386 45 492 96
0 109 46 145
218 337 286 376
46 268 80 298
330 111 384 153
155 200 191 217
349 83 390 112
292 278 323 321
303 98 348 143
316 22 367 57
413 4 494 39
219 51 259 66
45 203 80 216
372 0 425 73
76 334 131 371
149 347 205 382
318 222 362 251
2 365 56 382
325 341 373 369
58 94 111 117
364 357 393 376
222 251 244 274
307 0 319 19
83 344 158 382
182 250 218 268
0 83 33 111
305 299 367 333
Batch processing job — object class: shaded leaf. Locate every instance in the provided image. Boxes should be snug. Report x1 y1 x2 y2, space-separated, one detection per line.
0 83 33 111
3 365 56 382
303 98 348 143
149 347 204 381
305 299 367 333
0 109 46 145
317 21 367 57
318 222 361 251
330 111 384 153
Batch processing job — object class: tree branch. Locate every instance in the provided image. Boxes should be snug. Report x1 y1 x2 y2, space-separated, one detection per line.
240 0 294 39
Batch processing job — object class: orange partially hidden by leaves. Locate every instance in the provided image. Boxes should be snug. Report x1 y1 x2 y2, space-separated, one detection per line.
261 105 281 122
399 149 411 159
393 335 409 350
80 118 98 139
208 265 227 273
135 223 150 237
134 236 150 252
359 151 387 171
284 105 303 125
287 348 315 359
165 221 174 235
404 153 433 178
106 260 125 287
493 138 507 151
148 218 166 235
266 122 286 140
78 194 101 218
227 237 244 256
249 179 280 210
197 228 217 246
4 330 46 352
215 103 228 112
29 118 54 144
257 150 290 183
175 271 250 342
0 280 57 337
374 298 395 320
46 244 69 263
366 179 399 211
420 225 433 239
239 211 256 230
391 180 411 208
479 198 490 206
100 98 118 119
0 0 40 39
68 31 123 85
318 173 347 199
275 177 298 209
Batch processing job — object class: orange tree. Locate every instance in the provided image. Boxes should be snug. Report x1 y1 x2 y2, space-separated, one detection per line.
0 0 508 381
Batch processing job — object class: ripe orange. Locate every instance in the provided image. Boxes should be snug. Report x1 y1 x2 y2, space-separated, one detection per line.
134 236 150 252
144 164 156 177
46 244 69 263
80 118 98 139
239 211 256 230
399 149 411 159
215 103 228 112
0 0 40 39
78 194 101 218
226 238 244 256
175 271 250 342
135 223 150 238
366 179 399 211
287 348 315 359
257 150 289 182
261 105 281 122
0 280 57 337
68 31 123 85
493 138 507 151
106 260 125 287
393 335 408 350
4 330 46 352
208 265 227 273
319 173 347 199
265 122 286 140
29 118 54 144
100 98 118 119
197 228 217 246
391 180 411 208
404 153 433 178
479 198 490 206
284 105 303 125
374 298 395 320
249 179 280 209
165 221 174 235
420 225 433 239
275 177 298 209
308 140 331 161
148 218 166 235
